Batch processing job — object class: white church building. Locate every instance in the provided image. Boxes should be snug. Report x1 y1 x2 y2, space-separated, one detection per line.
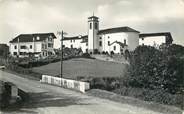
62 15 173 54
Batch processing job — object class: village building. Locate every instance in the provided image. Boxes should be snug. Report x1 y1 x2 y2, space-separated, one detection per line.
63 16 140 54
9 16 174 58
9 33 56 58
139 32 173 48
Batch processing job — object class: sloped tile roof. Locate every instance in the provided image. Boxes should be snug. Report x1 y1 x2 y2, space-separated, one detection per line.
110 41 127 47
88 16 99 19
63 35 87 41
98 26 140 35
9 33 56 43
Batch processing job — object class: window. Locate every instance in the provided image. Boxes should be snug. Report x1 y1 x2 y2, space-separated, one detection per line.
86 43 88 46
48 36 53 41
13 52 17 55
20 45 26 49
95 23 98 29
20 52 23 55
114 46 116 51
14 45 17 49
90 23 92 29
48 43 53 48
30 45 32 49
108 41 110 46
73 40 75 42
48 51 52 56
108 36 110 39
99 41 102 46
71 44 73 48
42 44 44 49
142 38 144 40
36 36 40 40
48 38 52 42
99 37 102 40
124 39 126 45
71 40 72 43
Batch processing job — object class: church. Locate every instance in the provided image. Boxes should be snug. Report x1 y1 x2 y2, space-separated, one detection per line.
63 16 173 54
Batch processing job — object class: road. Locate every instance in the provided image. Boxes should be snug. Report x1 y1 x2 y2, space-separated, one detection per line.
0 70 164 114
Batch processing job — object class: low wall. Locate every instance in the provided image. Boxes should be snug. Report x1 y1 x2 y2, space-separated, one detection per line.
40 75 90 93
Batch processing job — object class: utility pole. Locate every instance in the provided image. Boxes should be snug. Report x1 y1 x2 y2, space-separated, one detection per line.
57 30 67 78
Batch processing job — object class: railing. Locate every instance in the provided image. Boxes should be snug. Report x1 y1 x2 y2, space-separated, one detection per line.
40 75 90 93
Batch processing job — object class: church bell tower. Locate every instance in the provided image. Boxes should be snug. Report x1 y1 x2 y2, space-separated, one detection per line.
88 15 99 53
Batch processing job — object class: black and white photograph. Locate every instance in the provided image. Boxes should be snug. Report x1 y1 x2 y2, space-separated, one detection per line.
0 0 184 114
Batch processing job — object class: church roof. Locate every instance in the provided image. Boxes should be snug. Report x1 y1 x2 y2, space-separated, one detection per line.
139 32 172 38
98 26 140 35
88 16 99 19
10 33 56 43
110 41 127 47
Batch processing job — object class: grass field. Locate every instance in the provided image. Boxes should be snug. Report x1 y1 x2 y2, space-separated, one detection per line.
32 58 127 79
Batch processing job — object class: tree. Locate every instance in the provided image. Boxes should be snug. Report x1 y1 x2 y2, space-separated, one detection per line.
124 45 184 94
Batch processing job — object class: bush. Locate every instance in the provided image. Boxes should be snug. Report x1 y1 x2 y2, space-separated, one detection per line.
105 51 109 55
124 45 184 94
90 77 120 91
113 87 183 108
94 49 99 54
110 51 114 55
102 51 106 55
0 82 11 109
82 53 91 58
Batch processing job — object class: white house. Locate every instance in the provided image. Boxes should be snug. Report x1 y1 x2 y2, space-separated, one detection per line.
139 32 173 48
63 16 140 54
9 33 56 58
63 35 88 53
62 16 173 54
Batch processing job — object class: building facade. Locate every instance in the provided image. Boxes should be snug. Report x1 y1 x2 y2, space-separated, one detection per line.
139 32 173 48
63 16 140 54
9 33 56 58
63 35 88 53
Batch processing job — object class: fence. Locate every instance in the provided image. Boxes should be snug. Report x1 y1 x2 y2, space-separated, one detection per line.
40 75 90 93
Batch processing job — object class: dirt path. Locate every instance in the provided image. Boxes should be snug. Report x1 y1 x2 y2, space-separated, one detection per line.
0 70 166 114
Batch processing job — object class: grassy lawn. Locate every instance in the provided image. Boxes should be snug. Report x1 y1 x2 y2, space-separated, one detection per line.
32 58 126 79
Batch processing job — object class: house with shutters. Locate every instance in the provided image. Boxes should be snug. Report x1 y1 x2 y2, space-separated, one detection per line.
9 33 56 58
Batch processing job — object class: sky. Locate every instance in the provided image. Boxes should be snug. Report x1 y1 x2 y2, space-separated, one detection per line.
0 0 184 48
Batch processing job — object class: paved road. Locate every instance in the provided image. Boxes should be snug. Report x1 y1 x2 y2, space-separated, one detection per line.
0 70 163 114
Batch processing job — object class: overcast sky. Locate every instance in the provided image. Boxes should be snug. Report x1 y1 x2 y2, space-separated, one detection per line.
0 0 184 48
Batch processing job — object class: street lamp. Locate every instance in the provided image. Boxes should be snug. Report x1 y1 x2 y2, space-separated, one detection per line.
57 31 67 78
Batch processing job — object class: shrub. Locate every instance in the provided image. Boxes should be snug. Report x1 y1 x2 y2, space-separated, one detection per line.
113 87 183 108
110 51 114 55
82 53 91 58
94 49 99 54
124 45 184 94
102 51 106 55
105 51 109 55
0 82 11 109
90 77 120 91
